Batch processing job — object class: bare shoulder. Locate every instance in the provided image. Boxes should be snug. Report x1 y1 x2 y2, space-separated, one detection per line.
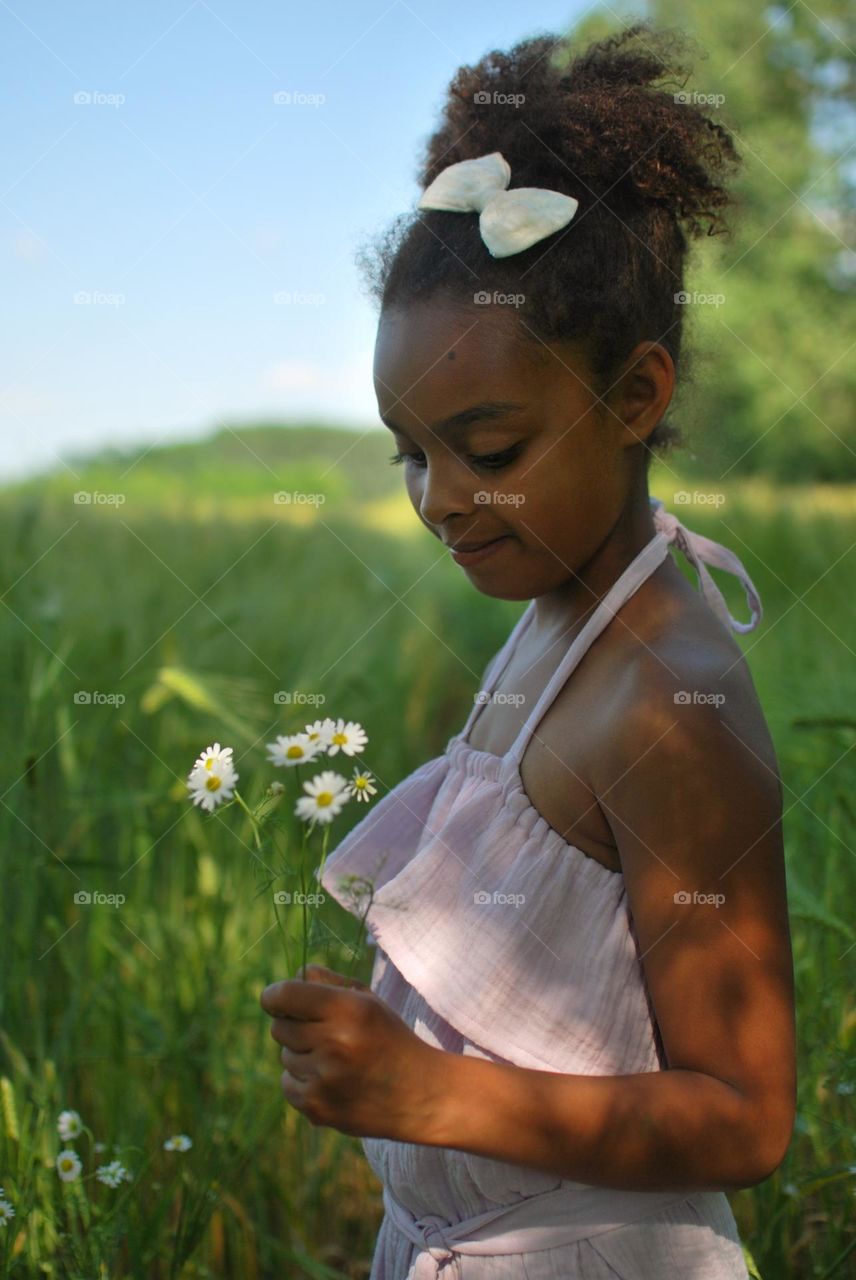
588 611 795 1183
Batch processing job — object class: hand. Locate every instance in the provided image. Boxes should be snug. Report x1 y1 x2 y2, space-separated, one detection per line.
259 963 445 1141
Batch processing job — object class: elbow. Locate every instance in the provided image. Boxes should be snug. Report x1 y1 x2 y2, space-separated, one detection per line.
727 1106 796 1190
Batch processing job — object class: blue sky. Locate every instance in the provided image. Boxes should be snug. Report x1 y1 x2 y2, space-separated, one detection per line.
1 0 598 481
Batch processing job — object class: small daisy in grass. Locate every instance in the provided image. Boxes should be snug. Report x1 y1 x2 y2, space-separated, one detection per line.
0 1198 14 1227
187 748 239 812
346 768 377 803
323 718 368 757
266 732 324 768
56 1150 82 1182
303 717 336 749
192 742 234 772
295 771 350 825
57 1109 83 1142
96 1160 132 1187
163 1134 193 1152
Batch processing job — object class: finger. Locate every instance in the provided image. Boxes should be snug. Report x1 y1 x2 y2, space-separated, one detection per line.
269 1016 315 1051
297 963 370 992
279 1044 311 1081
260 978 330 1020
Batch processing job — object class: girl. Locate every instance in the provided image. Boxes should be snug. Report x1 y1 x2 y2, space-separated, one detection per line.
261 22 796 1279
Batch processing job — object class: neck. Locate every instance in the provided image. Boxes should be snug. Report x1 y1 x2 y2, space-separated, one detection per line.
530 494 669 639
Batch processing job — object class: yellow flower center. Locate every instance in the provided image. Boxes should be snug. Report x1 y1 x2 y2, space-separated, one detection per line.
354 777 367 789
316 791 334 808
286 745 304 758
205 776 222 792
205 759 213 770
332 732 347 745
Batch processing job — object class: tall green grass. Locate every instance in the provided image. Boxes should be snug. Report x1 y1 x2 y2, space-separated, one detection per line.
0 441 854 1277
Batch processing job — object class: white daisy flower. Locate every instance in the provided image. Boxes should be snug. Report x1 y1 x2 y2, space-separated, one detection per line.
294 771 350 825
96 1160 132 1188
345 768 377 803
303 718 336 749
0 1199 14 1226
192 742 234 772
266 733 324 768
57 1110 83 1142
56 1150 82 1182
163 1134 193 1152
324 719 368 757
187 757 238 812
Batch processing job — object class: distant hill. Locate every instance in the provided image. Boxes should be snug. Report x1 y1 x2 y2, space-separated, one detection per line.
3 421 404 511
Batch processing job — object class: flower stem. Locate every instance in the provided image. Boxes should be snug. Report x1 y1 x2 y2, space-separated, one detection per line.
232 789 262 851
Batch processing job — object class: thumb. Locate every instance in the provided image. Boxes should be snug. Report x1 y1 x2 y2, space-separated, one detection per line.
296 963 370 992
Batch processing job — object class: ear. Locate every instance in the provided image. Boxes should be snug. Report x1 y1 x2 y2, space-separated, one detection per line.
296 963 370 992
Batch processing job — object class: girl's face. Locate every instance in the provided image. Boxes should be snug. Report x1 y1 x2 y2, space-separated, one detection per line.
374 296 668 603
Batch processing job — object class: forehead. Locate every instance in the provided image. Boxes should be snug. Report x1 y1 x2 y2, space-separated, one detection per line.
373 298 545 421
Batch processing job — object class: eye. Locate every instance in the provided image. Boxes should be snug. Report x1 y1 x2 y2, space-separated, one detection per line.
388 445 520 471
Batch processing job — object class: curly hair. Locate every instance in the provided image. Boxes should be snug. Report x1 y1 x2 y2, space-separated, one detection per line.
355 21 743 465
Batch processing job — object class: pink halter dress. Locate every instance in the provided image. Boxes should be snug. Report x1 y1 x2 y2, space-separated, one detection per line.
318 499 763 1280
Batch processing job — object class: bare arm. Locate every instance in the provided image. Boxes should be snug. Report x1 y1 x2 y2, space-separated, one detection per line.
408 646 796 1193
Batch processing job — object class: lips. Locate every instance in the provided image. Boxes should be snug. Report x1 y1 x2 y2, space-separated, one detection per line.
447 535 507 553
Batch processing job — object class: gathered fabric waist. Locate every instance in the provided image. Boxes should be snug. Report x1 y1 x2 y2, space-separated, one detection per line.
382 1180 693 1278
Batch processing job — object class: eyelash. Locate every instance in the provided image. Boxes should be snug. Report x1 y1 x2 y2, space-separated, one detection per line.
388 446 520 471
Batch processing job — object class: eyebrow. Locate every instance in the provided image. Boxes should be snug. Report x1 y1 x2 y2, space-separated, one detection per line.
379 400 526 436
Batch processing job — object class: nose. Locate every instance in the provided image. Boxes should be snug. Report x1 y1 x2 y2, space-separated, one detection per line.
416 456 479 528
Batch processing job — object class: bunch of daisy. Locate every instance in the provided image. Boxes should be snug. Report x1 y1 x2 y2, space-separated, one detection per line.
184 717 378 973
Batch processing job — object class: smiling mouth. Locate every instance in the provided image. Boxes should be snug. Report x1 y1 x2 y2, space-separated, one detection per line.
447 535 509 552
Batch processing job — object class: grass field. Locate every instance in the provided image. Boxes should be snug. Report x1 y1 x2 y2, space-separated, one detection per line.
0 426 854 1277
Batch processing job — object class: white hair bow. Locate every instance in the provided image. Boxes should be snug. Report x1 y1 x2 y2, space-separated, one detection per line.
417 151 579 259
